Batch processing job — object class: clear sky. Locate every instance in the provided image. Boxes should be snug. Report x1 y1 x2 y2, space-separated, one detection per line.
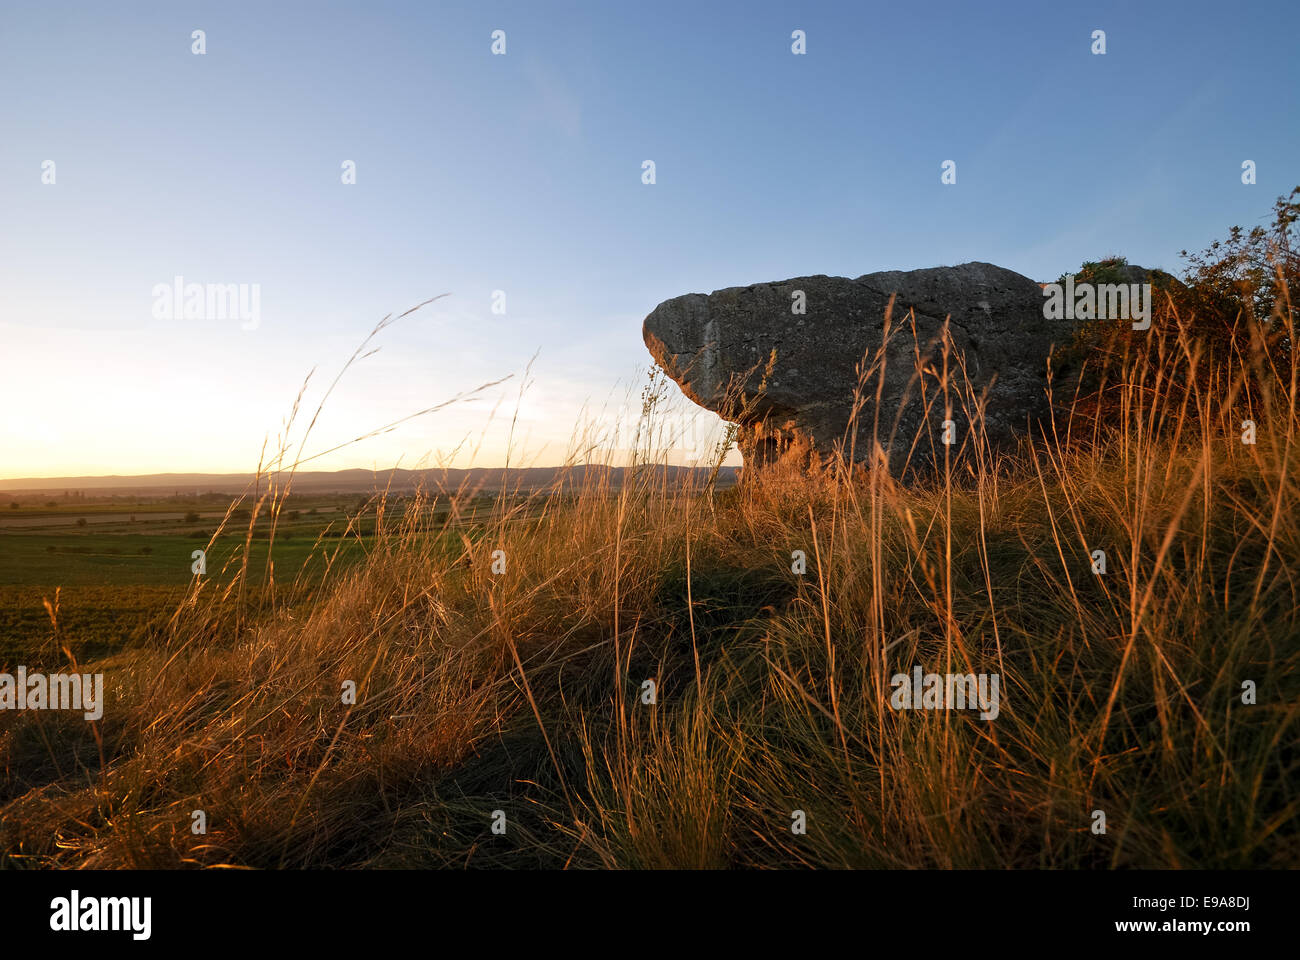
2 0 1296 479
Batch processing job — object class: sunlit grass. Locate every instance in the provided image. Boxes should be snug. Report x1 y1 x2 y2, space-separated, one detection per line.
1 289 1296 870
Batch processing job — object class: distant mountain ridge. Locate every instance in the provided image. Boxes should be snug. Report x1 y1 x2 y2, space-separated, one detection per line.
0 465 738 496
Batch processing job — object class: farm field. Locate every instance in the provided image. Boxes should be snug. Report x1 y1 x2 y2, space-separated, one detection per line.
0 493 510 662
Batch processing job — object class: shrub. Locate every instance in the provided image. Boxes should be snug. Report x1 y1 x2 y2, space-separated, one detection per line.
1179 185 1299 361
1058 188 1299 432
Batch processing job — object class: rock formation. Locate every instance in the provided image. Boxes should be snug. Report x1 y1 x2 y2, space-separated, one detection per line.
642 261 1074 477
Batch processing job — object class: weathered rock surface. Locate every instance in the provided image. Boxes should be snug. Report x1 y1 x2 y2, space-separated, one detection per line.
642 261 1073 477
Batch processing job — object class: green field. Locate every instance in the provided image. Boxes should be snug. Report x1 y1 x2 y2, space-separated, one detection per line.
0 490 532 665
0 494 498 662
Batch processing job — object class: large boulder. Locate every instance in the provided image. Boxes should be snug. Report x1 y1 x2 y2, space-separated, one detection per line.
642 261 1073 477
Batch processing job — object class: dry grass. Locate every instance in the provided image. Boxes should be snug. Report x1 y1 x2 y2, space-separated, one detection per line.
1 291 1297 870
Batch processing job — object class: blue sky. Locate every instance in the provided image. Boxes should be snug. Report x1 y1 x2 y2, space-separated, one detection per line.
1 0 1296 478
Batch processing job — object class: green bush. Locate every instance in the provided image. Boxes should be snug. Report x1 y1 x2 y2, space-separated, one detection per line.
1059 187 1299 426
